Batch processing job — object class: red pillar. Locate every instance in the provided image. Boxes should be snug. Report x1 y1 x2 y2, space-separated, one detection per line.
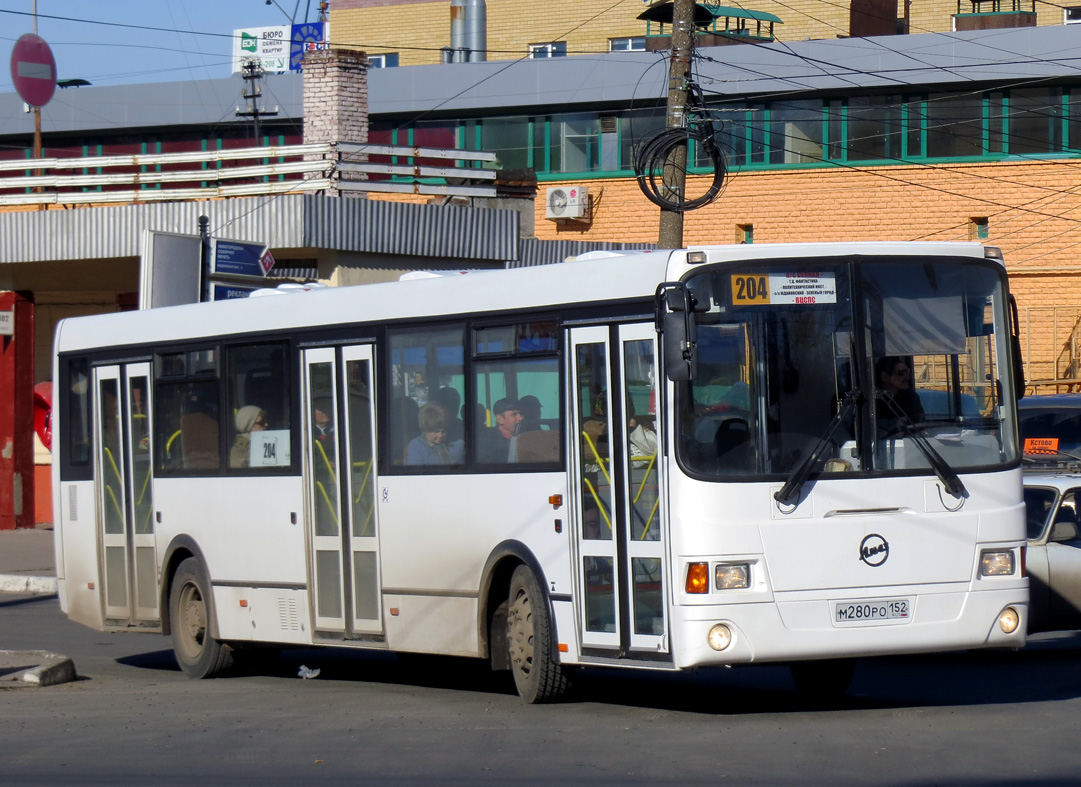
0 291 34 530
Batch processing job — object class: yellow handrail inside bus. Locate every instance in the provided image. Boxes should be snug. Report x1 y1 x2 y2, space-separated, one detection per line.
639 497 661 541
631 452 657 504
103 481 124 523
582 476 613 533
352 460 375 536
314 480 339 526
315 438 337 485
165 429 181 458
581 430 611 485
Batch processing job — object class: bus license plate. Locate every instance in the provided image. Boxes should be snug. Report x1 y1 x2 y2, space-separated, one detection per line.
833 598 912 624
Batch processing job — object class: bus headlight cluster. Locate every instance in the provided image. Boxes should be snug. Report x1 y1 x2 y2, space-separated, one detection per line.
980 549 1015 577
707 624 732 651
715 563 750 590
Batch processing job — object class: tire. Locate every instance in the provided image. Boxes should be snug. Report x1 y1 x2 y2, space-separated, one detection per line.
790 658 856 700
506 564 569 703
170 557 234 678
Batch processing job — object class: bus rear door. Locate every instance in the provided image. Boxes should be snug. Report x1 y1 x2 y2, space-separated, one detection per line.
93 361 159 628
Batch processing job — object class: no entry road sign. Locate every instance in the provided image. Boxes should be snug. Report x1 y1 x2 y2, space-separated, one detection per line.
10 33 56 108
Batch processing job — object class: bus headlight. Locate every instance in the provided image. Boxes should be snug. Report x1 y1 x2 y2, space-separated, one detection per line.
980 550 1015 577
715 563 750 590
707 624 732 651
998 607 1020 634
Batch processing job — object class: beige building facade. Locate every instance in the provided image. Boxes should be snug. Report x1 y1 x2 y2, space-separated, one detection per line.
331 0 1069 66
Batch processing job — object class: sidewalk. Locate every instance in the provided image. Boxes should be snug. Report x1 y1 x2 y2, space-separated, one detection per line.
0 526 76 688
0 526 58 594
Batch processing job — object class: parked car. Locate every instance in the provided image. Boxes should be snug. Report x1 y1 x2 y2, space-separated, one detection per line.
1018 393 1081 457
1023 469 1081 633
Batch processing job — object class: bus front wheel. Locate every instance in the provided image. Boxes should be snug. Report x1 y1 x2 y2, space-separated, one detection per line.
170 557 234 678
506 565 568 703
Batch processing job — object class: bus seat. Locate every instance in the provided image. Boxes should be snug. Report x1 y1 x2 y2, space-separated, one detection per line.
180 412 219 470
516 429 559 463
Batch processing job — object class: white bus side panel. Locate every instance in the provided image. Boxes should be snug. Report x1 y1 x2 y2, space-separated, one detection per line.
377 473 570 657
213 586 312 645
57 480 104 629
154 476 306 643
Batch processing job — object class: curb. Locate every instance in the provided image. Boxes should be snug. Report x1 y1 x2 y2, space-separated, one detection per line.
0 574 58 595
0 650 77 687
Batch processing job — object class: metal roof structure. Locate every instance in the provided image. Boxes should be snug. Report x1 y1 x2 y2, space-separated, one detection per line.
0 194 519 265
1 26 1080 136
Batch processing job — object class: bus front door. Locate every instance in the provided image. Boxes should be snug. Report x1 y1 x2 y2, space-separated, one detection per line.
303 345 383 640
93 362 159 628
569 324 668 659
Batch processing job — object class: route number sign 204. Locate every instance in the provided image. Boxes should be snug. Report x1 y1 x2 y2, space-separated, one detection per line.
730 272 838 306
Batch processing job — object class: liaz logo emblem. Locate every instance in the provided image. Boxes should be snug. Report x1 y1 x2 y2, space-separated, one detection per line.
859 534 889 566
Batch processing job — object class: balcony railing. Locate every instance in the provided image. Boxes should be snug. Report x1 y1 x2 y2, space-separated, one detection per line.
0 141 498 207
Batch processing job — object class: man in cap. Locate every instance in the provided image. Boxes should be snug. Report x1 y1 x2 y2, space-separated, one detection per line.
477 397 522 463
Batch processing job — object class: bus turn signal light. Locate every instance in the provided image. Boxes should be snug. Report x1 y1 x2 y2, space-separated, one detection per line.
686 562 709 594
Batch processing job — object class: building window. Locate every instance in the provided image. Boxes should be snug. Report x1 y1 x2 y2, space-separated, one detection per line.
1066 6 1081 23
970 217 989 241
609 37 645 52
368 53 399 68
737 224 754 244
529 42 567 59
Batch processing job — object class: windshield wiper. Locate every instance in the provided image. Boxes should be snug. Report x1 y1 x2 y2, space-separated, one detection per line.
877 391 966 498
775 391 859 506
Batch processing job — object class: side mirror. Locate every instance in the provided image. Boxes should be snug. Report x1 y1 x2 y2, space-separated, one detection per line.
1050 518 1078 543
1009 295 1025 401
656 282 697 382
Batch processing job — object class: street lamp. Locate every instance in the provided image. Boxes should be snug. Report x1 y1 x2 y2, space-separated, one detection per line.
264 0 301 23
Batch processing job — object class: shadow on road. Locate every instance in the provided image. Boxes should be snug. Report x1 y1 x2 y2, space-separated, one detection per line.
0 593 58 609
110 630 1081 714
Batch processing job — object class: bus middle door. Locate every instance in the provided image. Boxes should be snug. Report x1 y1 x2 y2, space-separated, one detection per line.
302 344 384 641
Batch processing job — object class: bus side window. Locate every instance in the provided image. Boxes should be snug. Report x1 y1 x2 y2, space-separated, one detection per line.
65 357 91 472
154 350 221 475
387 325 466 468
225 343 291 471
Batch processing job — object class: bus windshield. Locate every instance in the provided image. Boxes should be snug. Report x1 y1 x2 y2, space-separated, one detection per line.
677 256 1018 480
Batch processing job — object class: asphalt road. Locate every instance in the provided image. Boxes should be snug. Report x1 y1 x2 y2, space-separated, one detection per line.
4 591 1081 785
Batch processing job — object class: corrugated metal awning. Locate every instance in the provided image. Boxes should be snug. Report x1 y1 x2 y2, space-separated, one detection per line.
0 194 519 265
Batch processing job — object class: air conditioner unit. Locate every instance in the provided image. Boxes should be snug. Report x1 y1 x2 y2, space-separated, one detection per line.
546 186 590 221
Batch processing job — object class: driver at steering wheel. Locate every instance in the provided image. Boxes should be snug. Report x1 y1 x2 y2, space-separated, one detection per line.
875 355 924 432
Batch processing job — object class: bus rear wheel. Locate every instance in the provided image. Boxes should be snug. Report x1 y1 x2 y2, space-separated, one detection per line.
170 557 233 678
506 565 568 703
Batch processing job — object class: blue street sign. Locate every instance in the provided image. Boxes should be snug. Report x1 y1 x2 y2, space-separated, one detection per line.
211 282 261 301
211 238 275 278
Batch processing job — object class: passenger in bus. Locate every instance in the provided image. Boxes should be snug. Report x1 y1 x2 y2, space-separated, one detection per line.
406 402 464 466
629 414 658 466
313 397 335 444
875 355 925 430
519 395 544 432
230 406 268 468
433 386 465 443
478 397 522 463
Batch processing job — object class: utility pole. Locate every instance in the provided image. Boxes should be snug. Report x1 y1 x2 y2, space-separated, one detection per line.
657 0 696 249
236 59 279 145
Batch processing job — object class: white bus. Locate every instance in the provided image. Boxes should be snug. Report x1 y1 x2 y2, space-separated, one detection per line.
53 242 1028 702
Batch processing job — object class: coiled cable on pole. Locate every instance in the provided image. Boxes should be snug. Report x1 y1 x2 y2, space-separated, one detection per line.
634 123 727 212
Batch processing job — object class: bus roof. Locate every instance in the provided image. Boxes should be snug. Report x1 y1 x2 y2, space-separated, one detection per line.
55 242 996 354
